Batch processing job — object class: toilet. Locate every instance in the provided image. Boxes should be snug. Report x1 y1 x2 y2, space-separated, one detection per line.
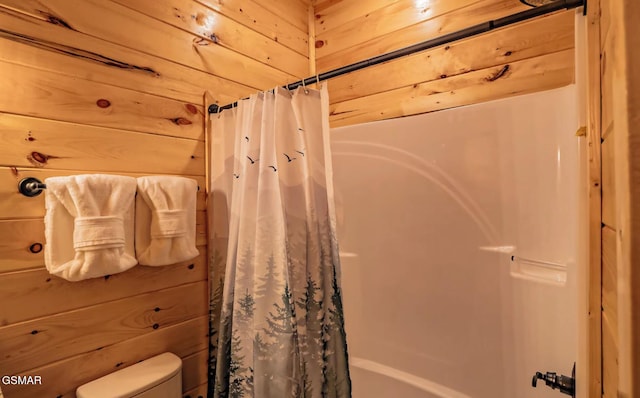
76 352 182 398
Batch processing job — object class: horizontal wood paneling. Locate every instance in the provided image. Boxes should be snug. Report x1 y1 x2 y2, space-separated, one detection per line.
182 349 209 392
316 0 529 72
0 316 208 398
317 0 480 58
0 11 253 105
0 248 206 325
0 61 204 139
0 212 207 273
328 11 573 104
329 49 574 127
0 218 43 272
0 281 207 373
0 114 205 173
0 246 208 326
0 168 206 220
112 0 308 73
0 0 309 394
314 0 398 35
316 0 574 126
195 0 309 55
259 0 309 33
0 0 299 87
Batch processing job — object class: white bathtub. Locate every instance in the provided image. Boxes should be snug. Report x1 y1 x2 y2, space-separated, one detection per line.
350 357 470 398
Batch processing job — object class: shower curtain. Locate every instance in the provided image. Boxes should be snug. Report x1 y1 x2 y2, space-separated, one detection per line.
208 83 351 398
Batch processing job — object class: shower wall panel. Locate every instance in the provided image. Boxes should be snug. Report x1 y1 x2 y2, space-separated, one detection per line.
331 86 582 398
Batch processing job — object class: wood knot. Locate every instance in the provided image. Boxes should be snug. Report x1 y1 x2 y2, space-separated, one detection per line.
194 12 206 25
169 117 193 126
185 104 198 114
153 323 159 329
29 243 43 253
30 151 48 165
193 37 209 46
31 330 38 335
188 263 195 269
504 51 513 56
43 13 74 30
315 40 325 49
485 65 510 82
96 99 111 108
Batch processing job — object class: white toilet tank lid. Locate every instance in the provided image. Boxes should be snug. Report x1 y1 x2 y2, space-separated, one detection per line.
76 352 182 398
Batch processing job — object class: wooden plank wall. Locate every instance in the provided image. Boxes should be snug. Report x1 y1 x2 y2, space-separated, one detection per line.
599 0 640 396
600 0 618 395
0 0 309 397
313 0 576 127
587 0 640 395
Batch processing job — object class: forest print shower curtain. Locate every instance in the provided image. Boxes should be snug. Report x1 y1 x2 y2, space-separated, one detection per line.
208 83 351 398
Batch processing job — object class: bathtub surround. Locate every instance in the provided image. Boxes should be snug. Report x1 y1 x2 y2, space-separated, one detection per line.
208 84 351 397
44 174 138 281
135 176 199 266
331 86 581 397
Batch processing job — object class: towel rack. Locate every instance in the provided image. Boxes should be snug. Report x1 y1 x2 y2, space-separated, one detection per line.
18 177 200 197
19 177 46 197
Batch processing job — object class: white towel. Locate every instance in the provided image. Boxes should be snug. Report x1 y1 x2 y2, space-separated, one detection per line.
135 176 199 266
44 174 138 281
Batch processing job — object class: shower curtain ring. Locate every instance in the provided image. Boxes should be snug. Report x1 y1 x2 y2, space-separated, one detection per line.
302 78 309 95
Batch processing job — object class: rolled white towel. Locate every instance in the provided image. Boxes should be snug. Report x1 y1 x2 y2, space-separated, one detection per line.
44 174 138 281
135 176 199 266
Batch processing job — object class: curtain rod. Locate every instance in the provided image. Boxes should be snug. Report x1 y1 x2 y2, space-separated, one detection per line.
208 0 585 114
